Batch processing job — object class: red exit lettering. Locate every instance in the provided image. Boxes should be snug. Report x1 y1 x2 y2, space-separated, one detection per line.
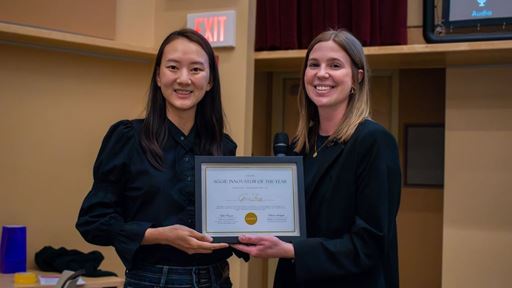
194 16 227 43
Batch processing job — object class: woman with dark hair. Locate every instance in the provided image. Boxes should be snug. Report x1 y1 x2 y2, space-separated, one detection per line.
233 29 401 288
76 28 243 288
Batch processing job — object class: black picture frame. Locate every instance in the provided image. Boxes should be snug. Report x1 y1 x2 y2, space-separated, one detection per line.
404 124 445 187
423 0 512 43
195 156 306 243
442 0 512 28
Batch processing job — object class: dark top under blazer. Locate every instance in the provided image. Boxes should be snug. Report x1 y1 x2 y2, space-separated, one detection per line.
274 119 401 288
76 119 242 268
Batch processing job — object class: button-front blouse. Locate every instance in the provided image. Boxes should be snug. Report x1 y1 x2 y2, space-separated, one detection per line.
76 119 239 268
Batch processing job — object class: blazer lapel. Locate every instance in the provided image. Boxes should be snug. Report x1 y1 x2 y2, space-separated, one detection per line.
304 142 345 202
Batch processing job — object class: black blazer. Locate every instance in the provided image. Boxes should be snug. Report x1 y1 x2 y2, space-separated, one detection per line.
274 119 401 288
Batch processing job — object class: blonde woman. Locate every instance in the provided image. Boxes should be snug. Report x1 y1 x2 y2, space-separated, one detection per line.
234 30 401 288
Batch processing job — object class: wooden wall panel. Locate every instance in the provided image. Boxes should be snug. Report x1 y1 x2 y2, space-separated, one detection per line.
0 0 115 39
398 69 445 288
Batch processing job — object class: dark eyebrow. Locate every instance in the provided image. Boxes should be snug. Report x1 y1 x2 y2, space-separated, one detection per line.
163 59 207 66
308 57 343 62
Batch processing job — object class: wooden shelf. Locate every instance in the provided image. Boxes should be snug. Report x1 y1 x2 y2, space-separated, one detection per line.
0 22 156 61
3 22 512 69
255 40 512 71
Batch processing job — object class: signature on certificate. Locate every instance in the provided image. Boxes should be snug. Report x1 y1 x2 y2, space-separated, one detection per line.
239 193 263 202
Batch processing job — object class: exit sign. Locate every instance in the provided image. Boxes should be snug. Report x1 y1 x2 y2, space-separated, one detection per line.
187 10 236 48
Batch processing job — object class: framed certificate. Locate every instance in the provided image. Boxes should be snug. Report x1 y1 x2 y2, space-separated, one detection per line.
195 156 306 243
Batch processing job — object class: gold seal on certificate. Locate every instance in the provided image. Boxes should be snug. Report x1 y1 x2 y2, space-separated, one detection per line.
245 212 257 225
195 156 306 243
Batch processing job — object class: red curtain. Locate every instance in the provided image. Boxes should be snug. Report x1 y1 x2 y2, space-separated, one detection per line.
255 0 407 50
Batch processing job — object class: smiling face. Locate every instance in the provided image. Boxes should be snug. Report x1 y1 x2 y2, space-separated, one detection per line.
156 37 212 118
304 40 358 114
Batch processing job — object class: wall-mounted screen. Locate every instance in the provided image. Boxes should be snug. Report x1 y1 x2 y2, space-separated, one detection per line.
444 0 512 27
424 0 512 42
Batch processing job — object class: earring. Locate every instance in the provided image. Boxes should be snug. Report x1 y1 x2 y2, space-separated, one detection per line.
350 87 355 95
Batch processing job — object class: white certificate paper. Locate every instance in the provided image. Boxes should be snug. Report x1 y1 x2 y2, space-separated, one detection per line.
199 162 302 238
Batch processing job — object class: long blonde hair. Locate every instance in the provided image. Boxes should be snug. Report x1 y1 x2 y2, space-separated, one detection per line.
294 30 370 153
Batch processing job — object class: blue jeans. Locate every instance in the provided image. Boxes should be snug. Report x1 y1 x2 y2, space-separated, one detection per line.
124 260 232 288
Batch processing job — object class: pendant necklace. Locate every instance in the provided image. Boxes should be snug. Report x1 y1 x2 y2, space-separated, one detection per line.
313 136 330 158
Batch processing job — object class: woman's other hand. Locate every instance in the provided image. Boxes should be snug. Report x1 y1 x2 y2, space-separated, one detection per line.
142 225 228 254
232 235 294 258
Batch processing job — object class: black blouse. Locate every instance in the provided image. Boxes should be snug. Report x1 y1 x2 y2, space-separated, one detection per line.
76 119 240 268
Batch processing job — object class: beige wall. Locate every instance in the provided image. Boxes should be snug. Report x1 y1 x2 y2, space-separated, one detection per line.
444 65 512 287
0 43 151 275
0 0 116 39
404 1 512 287
407 0 423 27
116 0 156 47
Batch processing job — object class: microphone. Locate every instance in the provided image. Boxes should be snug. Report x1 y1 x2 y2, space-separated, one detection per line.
273 132 289 156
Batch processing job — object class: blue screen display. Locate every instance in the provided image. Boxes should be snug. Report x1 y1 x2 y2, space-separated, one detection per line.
449 0 512 22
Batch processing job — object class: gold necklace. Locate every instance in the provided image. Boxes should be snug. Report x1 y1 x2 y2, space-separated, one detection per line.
313 137 330 158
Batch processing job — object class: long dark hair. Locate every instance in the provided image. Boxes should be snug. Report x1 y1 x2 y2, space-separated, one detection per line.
141 28 225 169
